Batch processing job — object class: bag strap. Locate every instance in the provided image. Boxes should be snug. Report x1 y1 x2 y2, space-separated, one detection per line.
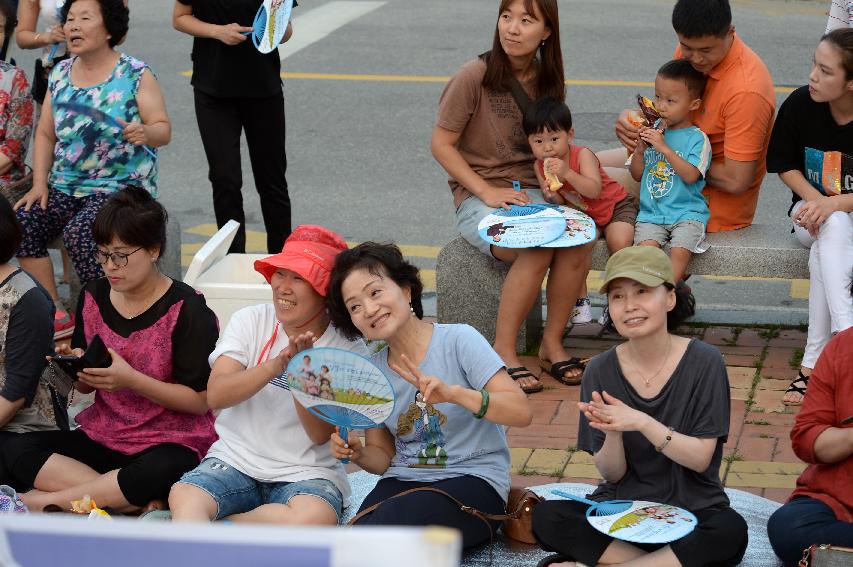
478 51 532 116
348 486 526 565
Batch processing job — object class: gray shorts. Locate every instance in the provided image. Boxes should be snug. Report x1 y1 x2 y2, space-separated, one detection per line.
634 219 709 253
455 189 549 256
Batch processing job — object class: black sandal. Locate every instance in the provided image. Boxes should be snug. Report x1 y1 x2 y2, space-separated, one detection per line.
507 366 544 394
539 358 589 386
783 371 810 406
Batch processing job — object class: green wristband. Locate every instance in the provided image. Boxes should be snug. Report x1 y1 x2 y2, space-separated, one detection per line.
473 389 489 419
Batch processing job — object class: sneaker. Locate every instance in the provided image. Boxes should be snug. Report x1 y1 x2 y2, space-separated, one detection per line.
570 297 592 325
54 309 75 341
0 485 28 514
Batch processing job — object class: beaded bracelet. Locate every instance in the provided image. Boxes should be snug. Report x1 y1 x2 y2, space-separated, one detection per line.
473 389 490 419
655 426 674 452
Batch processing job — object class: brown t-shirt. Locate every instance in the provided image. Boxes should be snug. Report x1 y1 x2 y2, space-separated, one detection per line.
436 58 540 209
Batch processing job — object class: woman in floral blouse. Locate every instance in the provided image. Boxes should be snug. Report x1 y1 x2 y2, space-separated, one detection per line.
0 0 34 191
13 0 170 341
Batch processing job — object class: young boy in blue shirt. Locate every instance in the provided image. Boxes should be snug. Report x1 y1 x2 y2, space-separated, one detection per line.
630 59 712 283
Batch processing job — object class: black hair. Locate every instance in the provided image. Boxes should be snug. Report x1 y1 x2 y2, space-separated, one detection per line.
0 197 21 264
0 0 16 39
671 0 732 39
657 59 708 98
664 282 696 330
522 96 573 137
822 28 853 81
61 0 129 48
92 186 167 255
327 242 424 341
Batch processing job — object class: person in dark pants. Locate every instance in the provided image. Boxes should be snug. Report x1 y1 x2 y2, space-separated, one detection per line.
532 246 747 567
172 0 294 254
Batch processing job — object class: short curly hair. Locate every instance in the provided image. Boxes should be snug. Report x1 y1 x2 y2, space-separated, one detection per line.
61 0 129 48
327 243 424 341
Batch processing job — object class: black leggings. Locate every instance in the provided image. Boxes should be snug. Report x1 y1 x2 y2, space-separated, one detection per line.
3 429 199 507
354 475 505 550
532 500 748 567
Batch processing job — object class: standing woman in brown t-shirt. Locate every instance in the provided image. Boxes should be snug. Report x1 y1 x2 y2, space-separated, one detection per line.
431 0 592 393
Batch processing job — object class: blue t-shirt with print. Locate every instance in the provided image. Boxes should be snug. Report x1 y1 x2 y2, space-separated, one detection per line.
372 324 511 500
638 125 712 226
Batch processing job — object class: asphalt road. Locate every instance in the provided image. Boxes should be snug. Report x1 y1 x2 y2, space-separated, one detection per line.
10 0 829 324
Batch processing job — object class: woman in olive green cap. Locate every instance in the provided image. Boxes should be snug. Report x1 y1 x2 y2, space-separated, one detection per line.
532 246 747 567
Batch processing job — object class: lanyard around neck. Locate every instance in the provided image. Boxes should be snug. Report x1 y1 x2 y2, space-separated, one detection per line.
256 322 280 366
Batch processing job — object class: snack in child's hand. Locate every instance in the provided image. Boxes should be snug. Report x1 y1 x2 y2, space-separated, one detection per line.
636 94 662 127
543 158 563 190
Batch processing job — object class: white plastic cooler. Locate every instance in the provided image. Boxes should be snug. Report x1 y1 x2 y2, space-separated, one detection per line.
183 221 271 333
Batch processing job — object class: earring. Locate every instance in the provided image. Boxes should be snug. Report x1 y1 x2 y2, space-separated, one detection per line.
540 39 546 46
409 303 415 315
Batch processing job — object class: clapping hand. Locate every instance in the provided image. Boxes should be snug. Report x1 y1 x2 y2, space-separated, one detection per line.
578 391 651 433
266 331 316 377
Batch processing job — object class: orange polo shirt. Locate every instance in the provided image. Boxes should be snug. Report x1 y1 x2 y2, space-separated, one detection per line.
674 35 775 232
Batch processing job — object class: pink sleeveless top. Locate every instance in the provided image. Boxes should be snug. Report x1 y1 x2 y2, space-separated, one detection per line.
74 290 217 459
536 144 628 226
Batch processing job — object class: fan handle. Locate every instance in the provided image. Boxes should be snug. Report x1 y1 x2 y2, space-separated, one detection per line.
339 425 350 465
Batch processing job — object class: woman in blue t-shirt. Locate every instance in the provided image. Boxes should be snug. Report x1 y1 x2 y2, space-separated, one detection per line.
326 242 532 550
766 28 853 405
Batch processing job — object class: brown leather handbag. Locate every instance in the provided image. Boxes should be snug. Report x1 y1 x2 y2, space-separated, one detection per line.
502 486 543 544
347 485 543 563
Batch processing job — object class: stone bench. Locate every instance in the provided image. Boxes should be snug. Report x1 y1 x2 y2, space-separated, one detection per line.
436 224 808 347
344 472 784 567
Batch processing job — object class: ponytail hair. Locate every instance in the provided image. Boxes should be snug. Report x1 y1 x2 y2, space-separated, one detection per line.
821 28 853 81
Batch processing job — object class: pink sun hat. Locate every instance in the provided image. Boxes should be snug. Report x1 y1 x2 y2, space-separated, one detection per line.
253 225 348 297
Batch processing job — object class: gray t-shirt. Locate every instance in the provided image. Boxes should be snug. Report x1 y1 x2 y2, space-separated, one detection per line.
580 339 731 511
373 324 511 500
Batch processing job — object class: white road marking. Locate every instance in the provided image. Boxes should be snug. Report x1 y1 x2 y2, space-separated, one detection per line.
280 1 386 61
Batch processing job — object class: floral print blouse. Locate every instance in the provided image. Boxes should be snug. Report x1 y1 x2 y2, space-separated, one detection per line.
0 62 34 188
48 54 159 198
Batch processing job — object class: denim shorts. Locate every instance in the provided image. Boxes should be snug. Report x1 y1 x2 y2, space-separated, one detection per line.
455 189 549 256
177 457 344 521
634 219 709 253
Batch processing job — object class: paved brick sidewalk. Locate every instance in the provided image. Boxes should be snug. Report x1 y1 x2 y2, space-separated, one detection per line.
507 323 807 503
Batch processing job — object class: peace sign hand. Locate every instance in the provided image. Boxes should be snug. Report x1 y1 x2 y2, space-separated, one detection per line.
389 353 457 405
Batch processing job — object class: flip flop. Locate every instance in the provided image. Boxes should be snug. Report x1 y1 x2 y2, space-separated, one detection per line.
507 366 544 394
540 357 589 386
782 371 809 406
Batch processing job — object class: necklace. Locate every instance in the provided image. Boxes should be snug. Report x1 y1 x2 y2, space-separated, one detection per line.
629 336 673 388
115 277 168 319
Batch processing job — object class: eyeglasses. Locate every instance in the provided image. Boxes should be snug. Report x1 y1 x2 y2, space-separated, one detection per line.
93 247 143 268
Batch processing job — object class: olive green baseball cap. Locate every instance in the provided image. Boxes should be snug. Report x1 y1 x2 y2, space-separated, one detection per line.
599 246 675 294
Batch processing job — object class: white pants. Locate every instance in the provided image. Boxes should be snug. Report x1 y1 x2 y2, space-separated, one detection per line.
791 201 853 369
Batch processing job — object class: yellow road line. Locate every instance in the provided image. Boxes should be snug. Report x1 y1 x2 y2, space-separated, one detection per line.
178 70 795 93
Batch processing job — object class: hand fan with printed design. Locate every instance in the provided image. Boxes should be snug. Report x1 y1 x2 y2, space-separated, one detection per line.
278 347 396 464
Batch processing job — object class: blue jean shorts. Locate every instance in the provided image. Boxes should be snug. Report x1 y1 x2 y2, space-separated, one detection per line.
177 457 344 521
455 189 549 256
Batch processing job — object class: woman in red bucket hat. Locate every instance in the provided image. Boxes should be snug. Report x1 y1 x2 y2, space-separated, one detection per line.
169 225 369 525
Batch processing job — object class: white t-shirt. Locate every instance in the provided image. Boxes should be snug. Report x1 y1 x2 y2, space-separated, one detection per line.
205 304 368 502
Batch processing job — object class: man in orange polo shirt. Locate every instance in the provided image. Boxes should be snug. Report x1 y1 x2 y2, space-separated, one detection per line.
600 0 775 232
